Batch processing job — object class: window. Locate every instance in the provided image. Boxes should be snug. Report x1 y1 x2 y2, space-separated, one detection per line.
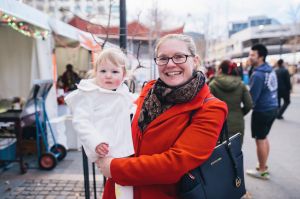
86 5 93 14
98 6 104 13
49 6 55 12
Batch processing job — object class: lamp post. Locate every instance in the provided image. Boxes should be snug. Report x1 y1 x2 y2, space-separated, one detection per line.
119 0 127 50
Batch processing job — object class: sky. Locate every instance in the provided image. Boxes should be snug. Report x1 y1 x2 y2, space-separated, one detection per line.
126 0 300 38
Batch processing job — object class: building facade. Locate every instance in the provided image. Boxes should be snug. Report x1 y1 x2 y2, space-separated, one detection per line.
229 16 280 37
207 22 300 65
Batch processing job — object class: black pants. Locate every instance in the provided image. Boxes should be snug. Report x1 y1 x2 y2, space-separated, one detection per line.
277 92 290 118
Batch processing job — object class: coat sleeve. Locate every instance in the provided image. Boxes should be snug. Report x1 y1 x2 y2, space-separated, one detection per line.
242 84 253 115
250 73 264 107
110 99 228 186
285 70 292 91
65 91 109 162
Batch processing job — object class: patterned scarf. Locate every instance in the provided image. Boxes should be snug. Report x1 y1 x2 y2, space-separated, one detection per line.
138 71 206 132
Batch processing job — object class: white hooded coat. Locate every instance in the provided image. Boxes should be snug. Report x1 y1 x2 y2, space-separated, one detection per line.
65 79 135 162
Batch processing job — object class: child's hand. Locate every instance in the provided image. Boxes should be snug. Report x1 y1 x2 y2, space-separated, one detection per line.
95 143 109 157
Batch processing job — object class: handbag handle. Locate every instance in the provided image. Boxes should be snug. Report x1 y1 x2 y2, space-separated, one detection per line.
218 120 229 144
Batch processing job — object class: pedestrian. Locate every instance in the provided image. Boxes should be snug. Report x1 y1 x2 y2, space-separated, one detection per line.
276 59 291 119
96 34 228 199
61 64 81 91
246 44 278 180
209 60 252 145
65 48 135 199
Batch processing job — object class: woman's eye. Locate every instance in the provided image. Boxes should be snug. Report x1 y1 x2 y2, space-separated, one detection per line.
158 57 168 61
174 54 185 59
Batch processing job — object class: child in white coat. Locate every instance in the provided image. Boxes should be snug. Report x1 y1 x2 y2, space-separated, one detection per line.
65 48 135 199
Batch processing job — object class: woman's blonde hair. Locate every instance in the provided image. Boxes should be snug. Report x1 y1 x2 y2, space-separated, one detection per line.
94 48 127 74
154 34 197 57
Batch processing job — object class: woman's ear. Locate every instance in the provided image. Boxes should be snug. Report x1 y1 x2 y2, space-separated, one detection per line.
193 55 200 69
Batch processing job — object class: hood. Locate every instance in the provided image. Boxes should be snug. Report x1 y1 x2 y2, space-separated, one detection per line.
254 63 273 73
77 78 128 93
214 74 242 91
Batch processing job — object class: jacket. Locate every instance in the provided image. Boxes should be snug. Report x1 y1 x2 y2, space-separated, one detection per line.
209 74 252 140
65 79 135 162
102 81 228 199
276 66 291 95
250 63 278 112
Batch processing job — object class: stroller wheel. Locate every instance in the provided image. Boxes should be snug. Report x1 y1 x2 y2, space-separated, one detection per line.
39 152 57 170
50 144 67 161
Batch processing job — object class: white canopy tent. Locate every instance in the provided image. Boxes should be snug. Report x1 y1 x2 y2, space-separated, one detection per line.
0 1 57 117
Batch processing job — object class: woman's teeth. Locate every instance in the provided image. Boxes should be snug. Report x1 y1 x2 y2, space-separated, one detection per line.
166 72 181 76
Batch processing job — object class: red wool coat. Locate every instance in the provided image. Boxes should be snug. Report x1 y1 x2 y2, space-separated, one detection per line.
102 81 228 199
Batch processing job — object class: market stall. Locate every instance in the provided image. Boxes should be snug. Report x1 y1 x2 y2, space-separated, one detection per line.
0 0 55 173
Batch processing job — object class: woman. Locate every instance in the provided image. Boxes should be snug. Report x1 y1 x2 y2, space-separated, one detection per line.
209 60 253 144
97 34 228 199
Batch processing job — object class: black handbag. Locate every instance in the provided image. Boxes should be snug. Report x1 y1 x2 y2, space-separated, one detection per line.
179 121 246 199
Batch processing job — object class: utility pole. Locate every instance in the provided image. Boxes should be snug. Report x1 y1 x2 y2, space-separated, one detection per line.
119 0 127 50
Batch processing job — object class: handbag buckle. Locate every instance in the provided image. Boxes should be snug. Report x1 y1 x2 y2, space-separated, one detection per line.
235 177 242 188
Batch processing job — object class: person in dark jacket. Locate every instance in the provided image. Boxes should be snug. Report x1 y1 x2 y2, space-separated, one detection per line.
246 44 278 180
209 60 252 144
276 59 291 119
61 64 81 92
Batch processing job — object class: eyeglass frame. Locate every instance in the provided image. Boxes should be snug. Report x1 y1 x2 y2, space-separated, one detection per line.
154 54 195 66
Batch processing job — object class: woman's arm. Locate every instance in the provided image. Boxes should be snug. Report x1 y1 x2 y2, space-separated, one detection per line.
107 99 227 186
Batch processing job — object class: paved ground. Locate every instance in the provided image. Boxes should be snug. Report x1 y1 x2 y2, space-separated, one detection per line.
1 84 300 199
0 150 104 198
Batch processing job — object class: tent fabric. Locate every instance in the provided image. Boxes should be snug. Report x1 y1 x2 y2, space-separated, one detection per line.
0 26 34 99
0 26 57 117
55 47 91 76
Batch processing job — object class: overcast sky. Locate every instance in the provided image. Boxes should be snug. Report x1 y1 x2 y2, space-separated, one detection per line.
126 0 300 37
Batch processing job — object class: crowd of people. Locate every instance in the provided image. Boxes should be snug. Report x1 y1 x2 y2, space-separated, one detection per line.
63 34 294 199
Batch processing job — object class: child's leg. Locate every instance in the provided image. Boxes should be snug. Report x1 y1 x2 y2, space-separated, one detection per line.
115 184 133 199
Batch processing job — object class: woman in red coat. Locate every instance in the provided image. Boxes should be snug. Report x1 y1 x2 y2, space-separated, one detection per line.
97 34 228 199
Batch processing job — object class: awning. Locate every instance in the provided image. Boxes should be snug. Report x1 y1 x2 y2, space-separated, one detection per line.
49 18 80 47
0 0 50 30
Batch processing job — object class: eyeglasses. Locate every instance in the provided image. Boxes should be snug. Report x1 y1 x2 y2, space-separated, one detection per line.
154 54 194 66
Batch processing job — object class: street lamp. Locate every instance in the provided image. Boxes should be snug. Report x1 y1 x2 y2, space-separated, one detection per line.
119 0 127 50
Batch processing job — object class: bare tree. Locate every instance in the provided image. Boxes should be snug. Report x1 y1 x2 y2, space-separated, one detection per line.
85 0 114 49
287 4 300 63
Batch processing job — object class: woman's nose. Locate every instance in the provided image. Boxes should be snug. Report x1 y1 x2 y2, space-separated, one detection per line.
166 58 177 67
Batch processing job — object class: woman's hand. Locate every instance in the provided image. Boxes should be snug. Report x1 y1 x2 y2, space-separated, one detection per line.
96 157 113 178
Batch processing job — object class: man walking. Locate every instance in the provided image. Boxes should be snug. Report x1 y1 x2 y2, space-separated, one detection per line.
246 44 278 180
276 59 291 119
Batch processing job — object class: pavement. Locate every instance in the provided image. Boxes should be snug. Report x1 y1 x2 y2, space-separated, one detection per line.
1 83 300 199
0 150 104 198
